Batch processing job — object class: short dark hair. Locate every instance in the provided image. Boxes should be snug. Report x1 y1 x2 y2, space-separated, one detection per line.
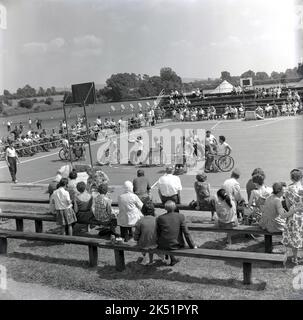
98 183 108 195
252 174 265 186
69 171 77 180
76 181 86 193
290 169 302 182
141 200 155 216
219 135 225 142
251 168 265 178
231 169 240 179
137 169 144 177
58 178 68 188
272 182 285 195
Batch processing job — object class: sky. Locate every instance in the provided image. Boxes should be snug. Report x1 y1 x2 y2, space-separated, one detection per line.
0 0 301 92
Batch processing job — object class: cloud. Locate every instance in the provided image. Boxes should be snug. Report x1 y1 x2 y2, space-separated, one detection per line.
72 34 103 57
73 35 103 48
22 37 65 55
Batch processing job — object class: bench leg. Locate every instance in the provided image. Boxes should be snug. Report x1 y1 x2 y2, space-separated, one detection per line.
35 221 43 233
264 235 272 253
243 262 252 285
15 219 24 232
114 249 125 271
88 245 98 267
0 238 7 254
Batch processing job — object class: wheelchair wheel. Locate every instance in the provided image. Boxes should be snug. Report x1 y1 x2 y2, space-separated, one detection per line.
217 155 234 172
59 148 69 161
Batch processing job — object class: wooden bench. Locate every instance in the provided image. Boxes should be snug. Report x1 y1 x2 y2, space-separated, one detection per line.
0 212 281 253
188 223 282 253
0 229 286 286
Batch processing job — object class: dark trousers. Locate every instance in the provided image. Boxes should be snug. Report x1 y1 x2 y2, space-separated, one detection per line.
160 194 180 205
7 156 17 182
120 226 133 241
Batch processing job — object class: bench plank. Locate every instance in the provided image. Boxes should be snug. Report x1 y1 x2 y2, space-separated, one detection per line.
188 223 281 236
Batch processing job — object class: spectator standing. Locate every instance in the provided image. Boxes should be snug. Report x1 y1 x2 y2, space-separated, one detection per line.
52 178 77 235
284 169 303 210
73 181 93 225
134 200 158 265
117 181 143 242
5 141 20 183
222 169 245 219
133 169 151 203
282 190 303 264
47 172 62 197
158 166 182 204
156 201 196 266
7 120 11 132
67 170 78 202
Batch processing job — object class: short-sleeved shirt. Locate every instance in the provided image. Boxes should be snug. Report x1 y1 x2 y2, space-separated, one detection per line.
6 147 16 158
217 142 231 155
158 174 182 197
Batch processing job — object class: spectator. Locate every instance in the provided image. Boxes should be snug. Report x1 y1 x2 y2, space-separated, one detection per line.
245 174 272 224
134 200 158 265
133 169 151 203
47 172 62 197
282 190 303 265
73 181 93 226
156 200 196 266
117 181 143 242
67 170 78 202
92 183 118 237
259 182 287 233
215 189 238 244
246 168 266 201
284 169 303 210
194 173 216 220
158 166 182 204
52 178 77 235
222 169 245 219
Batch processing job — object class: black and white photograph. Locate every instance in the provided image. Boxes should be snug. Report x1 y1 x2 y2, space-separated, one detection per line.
0 0 303 303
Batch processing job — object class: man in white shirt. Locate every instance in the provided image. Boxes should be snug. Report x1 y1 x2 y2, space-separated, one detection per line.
217 135 232 156
222 169 245 219
158 166 182 204
5 141 20 183
205 130 217 146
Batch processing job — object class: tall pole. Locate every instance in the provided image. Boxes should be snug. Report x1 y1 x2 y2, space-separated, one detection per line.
63 97 73 167
82 84 95 170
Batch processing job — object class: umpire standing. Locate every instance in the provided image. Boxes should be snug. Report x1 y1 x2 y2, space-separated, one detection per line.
5 141 20 183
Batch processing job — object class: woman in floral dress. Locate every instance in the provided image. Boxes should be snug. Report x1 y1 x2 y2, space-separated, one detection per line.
284 169 303 211
282 190 303 265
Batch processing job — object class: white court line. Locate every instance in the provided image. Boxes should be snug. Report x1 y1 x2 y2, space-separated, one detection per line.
247 117 289 129
211 121 222 130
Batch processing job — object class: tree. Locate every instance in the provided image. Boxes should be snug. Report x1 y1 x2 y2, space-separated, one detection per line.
240 70 255 79
221 71 232 82
255 72 269 81
18 99 33 109
51 86 56 95
3 89 11 97
159 67 182 93
298 63 303 77
285 68 299 79
37 87 45 96
45 88 52 96
45 97 54 105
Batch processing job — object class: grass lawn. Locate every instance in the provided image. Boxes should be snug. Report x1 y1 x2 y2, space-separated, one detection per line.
0 204 302 300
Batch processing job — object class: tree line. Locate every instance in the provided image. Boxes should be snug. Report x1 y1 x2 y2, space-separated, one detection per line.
1 64 303 106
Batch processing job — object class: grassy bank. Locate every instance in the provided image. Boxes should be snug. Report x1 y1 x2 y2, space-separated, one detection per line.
0 204 301 300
